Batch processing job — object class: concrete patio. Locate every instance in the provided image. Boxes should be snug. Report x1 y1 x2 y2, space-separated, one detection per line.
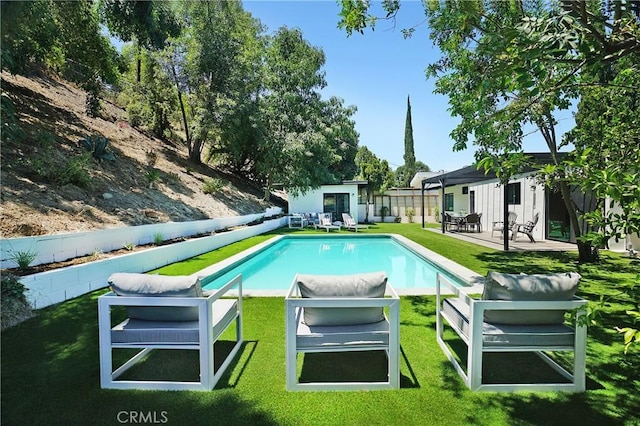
426 227 577 252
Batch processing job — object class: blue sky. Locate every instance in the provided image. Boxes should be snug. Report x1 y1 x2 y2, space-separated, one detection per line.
244 1 576 172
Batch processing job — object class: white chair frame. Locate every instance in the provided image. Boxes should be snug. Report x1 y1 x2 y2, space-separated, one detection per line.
342 213 369 232
436 273 587 392
98 275 243 391
285 276 400 391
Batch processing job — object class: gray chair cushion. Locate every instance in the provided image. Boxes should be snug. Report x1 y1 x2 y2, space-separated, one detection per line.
443 297 575 347
296 272 387 326
108 273 203 321
481 271 581 324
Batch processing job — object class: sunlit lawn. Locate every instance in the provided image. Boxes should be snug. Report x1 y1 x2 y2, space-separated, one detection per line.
2 223 638 425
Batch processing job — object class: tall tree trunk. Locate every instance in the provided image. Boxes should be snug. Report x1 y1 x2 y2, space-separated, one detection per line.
170 63 194 162
263 175 271 201
539 113 598 263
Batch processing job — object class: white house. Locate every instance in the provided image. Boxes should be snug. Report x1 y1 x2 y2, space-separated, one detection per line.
287 181 367 223
421 154 638 252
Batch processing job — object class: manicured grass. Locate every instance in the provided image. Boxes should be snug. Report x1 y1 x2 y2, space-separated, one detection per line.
2 224 638 425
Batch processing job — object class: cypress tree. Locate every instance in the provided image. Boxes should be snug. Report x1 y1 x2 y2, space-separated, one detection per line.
403 95 416 186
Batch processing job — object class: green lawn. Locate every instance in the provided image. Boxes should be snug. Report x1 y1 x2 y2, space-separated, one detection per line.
2 223 638 425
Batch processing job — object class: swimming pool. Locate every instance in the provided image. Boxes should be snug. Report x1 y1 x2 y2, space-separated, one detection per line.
197 235 481 295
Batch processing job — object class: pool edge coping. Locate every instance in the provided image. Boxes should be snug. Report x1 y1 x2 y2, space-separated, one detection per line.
192 233 485 297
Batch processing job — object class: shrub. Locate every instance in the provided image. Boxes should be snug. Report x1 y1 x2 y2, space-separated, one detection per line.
153 233 164 245
145 168 161 188
8 248 38 271
406 208 415 223
1 274 33 330
79 134 115 161
202 178 224 195
123 242 135 251
54 154 92 189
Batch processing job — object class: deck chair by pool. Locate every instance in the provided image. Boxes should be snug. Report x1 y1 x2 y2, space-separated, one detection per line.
99 273 243 391
512 212 540 242
436 271 587 392
285 272 400 391
316 213 341 232
342 213 369 232
491 211 517 238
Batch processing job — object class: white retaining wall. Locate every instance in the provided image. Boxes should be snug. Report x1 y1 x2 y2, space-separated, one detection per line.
0 207 281 269
19 216 287 309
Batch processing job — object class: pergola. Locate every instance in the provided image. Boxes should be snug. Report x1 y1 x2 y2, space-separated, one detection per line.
420 165 512 249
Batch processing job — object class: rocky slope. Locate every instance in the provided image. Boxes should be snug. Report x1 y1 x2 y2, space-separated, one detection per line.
1 72 284 238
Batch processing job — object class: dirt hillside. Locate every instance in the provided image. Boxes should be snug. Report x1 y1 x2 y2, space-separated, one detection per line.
1 72 284 238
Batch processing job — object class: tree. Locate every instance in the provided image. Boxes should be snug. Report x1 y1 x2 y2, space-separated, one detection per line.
395 160 430 188
356 146 393 222
1 1 123 116
338 0 640 263
99 0 181 83
402 95 416 187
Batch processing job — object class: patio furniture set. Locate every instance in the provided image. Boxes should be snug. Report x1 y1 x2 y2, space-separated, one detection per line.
446 211 540 243
288 212 368 232
98 266 587 393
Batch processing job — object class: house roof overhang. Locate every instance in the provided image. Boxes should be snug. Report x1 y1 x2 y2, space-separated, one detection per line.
421 152 565 189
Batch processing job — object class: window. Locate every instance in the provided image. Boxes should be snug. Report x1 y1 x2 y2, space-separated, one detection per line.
507 182 521 205
462 186 469 195
444 193 454 211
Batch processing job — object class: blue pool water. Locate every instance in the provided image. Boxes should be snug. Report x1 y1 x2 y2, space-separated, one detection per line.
201 236 462 291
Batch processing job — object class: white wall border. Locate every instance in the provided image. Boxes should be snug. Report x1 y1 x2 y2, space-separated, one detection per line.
19 217 287 309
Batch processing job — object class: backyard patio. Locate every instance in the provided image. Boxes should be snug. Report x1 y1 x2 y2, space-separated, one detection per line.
1 223 638 425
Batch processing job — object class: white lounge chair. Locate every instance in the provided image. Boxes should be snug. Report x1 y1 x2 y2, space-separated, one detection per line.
285 272 400 391
98 273 243 391
491 211 517 238
436 271 587 392
342 213 369 232
316 213 340 232
512 212 540 242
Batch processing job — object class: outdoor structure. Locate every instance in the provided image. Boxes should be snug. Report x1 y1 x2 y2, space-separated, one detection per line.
287 181 367 224
287 177 440 225
420 153 621 251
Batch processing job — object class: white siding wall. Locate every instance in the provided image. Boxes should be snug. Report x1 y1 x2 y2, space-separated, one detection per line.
470 173 545 241
288 184 360 222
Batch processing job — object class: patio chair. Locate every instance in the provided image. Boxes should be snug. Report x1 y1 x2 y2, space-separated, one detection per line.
285 272 400 391
444 213 459 232
461 213 482 232
491 211 517 238
436 271 587 392
342 213 369 232
288 214 308 229
316 213 341 232
512 212 540 242
98 273 243 391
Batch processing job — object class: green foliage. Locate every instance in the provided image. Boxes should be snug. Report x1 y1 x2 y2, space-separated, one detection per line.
80 135 116 161
99 0 181 50
145 168 161 188
402 95 416 185
0 273 33 330
406 207 415 223
201 178 224 195
122 242 136 251
356 146 394 220
55 154 92 189
7 248 38 271
1 95 26 144
153 233 164 245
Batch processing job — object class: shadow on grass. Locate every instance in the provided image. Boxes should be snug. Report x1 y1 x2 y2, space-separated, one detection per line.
297 346 420 389
0 291 276 425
